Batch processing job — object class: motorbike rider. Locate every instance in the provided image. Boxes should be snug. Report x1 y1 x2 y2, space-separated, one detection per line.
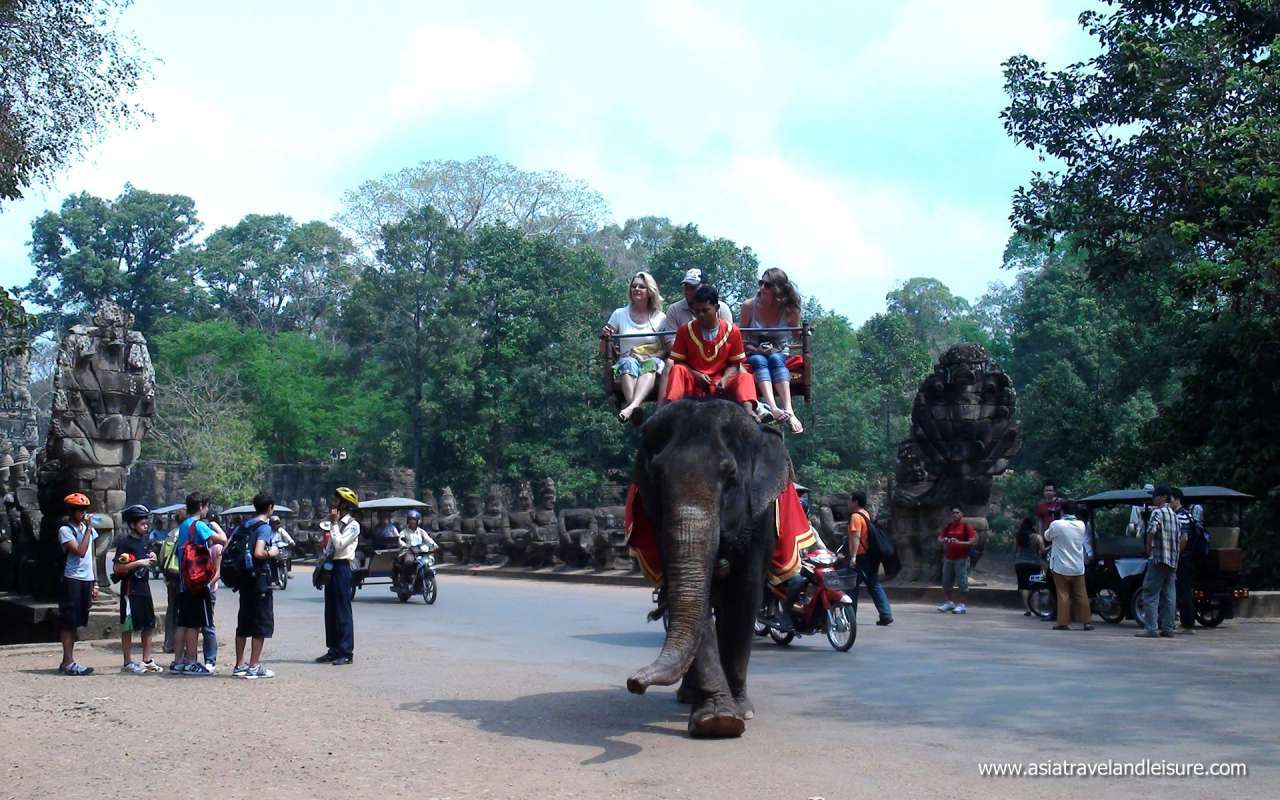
269 515 295 573
396 510 438 579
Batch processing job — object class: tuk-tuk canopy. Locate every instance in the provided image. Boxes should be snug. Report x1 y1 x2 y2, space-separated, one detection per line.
220 504 295 516
1079 486 1254 506
358 496 428 511
150 503 186 515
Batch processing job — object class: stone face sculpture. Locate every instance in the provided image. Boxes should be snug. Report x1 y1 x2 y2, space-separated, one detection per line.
479 485 511 565
505 481 536 566
526 478 559 568
557 506 597 568
458 492 484 563
35 303 155 597
890 343 1021 581
435 487 464 562
593 504 630 570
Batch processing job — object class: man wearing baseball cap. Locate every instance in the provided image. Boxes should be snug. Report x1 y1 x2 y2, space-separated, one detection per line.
657 268 731 400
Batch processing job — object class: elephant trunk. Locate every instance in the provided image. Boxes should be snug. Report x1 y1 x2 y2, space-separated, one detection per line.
627 503 716 694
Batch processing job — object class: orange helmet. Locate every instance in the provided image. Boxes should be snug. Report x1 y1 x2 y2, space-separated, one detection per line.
64 492 91 508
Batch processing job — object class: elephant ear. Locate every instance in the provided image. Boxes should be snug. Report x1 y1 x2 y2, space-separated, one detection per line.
746 425 790 520
633 403 678 516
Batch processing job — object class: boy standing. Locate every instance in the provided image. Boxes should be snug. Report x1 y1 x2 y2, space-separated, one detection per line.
115 505 163 673
234 493 279 679
172 493 227 675
57 492 98 675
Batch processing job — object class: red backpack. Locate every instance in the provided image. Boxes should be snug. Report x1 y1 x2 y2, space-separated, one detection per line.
180 521 214 592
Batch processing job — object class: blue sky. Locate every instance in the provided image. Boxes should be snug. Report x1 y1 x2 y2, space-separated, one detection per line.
0 0 1098 324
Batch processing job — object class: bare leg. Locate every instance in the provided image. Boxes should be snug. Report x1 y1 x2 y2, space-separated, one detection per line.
774 380 802 433
656 366 671 406
620 372 656 422
249 638 265 666
121 631 133 665
140 630 152 663
235 636 247 666
59 628 75 668
755 377 778 415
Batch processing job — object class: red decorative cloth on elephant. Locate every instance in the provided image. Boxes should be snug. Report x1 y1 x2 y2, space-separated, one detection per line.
625 481 818 586
664 320 758 405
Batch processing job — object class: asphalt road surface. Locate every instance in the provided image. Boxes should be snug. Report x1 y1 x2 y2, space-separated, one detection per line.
4 572 1276 800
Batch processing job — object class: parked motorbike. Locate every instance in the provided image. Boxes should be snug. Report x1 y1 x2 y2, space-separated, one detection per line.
754 547 857 651
391 543 438 605
1027 557 1143 624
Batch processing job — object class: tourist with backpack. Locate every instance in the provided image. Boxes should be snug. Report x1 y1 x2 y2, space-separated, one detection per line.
848 491 893 626
316 487 360 666
56 492 98 676
1171 488 1208 634
114 505 163 674
228 493 279 679
171 493 227 675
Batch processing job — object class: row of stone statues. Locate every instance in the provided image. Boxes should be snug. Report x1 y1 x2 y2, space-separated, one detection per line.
418 480 633 570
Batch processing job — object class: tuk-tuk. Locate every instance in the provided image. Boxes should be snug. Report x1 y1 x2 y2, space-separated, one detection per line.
1078 485 1252 627
348 496 438 605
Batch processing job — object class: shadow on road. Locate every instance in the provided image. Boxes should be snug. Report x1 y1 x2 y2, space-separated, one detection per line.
399 688 689 764
570 631 666 649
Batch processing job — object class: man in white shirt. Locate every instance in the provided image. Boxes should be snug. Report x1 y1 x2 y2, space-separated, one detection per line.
1044 500 1092 631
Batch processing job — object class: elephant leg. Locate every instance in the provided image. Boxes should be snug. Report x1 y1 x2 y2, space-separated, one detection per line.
688 616 745 739
675 669 702 705
717 528 769 720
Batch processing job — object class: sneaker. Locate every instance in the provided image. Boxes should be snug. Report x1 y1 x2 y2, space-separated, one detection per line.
314 653 336 663
1134 630 1160 638
937 601 955 612
60 661 93 676
169 661 189 674
244 665 275 680
121 661 147 675
876 617 894 626
141 660 164 673
184 662 212 676
233 664 251 678
202 662 218 675
953 603 967 614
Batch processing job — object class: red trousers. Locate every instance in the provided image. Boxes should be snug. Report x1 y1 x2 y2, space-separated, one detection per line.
664 364 758 405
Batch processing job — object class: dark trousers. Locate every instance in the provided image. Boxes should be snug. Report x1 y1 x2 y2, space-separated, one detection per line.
324 560 354 658
1177 557 1201 628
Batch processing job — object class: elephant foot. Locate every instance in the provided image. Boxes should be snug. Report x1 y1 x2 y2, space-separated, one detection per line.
688 697 745 739
733 692 755 720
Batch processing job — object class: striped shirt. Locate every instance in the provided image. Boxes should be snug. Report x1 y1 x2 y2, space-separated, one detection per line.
1145 505 1182 568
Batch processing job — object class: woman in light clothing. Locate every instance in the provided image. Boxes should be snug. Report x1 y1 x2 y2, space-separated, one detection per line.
1043 501 1092 631
600 271 667 423
740 268 803 433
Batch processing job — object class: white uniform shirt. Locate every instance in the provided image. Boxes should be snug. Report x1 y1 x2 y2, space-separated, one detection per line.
329 515 360 561
400 526 438 549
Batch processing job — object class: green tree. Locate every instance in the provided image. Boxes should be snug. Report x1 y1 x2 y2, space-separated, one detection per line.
23 185 203 334
856 312 931 465
0 0 149 202
190 214 356 337
885 277 972 358
648 224 759 308
1002 0 1280 581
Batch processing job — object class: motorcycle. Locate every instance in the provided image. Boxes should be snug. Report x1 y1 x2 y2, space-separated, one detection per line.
391 543 439 605
1026 556 1143 624
269 543 292 591
754 547 857 651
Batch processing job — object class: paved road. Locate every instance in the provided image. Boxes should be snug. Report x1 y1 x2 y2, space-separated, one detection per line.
256 570 1278 798
4 572 1276 799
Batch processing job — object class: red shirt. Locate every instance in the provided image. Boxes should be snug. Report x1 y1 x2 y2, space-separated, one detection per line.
939 520 975 560
669 320 746 379
1035 499 1061 534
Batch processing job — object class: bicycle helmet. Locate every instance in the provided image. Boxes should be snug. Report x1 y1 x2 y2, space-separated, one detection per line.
122 504 151 523
334 487 359 506
64 492 91 508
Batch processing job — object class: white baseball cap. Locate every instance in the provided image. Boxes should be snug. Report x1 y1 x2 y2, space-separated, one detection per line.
682 268 705 285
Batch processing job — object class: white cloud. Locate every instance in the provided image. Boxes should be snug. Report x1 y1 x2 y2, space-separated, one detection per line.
384 25 531 119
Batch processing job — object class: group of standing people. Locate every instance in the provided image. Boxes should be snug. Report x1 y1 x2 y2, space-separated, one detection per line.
1015 480 1203 636
53 486 368 677
602 267 805 433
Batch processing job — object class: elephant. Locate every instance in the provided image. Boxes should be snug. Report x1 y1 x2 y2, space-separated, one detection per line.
625 398 791 738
